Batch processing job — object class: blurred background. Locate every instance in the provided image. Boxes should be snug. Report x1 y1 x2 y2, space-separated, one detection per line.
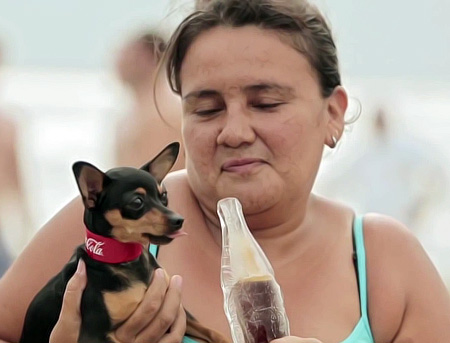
0 0 449 286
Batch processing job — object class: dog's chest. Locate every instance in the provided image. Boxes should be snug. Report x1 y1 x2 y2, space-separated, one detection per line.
102 281 147 326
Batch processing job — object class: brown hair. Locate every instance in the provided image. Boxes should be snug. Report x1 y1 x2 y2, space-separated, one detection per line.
164 0 341 98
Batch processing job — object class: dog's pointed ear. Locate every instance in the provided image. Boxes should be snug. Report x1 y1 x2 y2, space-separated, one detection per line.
140 142 180 183
72 162 107 209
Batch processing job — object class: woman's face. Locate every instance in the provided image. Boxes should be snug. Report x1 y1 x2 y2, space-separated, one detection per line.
180 26 345 214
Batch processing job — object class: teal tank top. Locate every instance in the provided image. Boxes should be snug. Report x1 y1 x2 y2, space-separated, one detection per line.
340 215 374 343
149 215 374 343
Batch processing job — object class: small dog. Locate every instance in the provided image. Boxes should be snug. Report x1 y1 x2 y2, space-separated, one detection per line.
20 142 229 343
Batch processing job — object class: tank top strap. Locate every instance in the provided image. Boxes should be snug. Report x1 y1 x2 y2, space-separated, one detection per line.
352 215 374 342
149 244 159 258
353 215 369 318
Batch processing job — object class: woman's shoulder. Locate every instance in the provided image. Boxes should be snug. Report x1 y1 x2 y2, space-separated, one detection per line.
312 194 355 229
163 169 189 192
163 170 196 211
310 200 428 340
362 213 435 296
318 196 420 247
362 213 423 295
362 212 421 257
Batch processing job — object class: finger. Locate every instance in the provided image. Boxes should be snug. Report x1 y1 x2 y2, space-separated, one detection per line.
59 259 87 325
158 305 187 343
50 259 87 343
115 268 168 341
134 275 183 343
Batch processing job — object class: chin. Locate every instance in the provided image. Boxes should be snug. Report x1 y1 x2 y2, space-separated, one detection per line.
242 196 279 215
219 184 282 215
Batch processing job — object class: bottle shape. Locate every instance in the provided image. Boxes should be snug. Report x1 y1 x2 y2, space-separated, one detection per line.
218 197 290 343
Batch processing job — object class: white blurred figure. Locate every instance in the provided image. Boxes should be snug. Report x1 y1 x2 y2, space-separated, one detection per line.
319 104 450 286
322 107 448 235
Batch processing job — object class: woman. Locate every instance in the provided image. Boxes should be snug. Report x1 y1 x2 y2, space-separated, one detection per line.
1 1 449 342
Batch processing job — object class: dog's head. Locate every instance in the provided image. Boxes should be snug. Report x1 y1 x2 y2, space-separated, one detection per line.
73 142 184 245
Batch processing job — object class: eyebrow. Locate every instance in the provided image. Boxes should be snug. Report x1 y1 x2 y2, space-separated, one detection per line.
182 82 294 101
183 89 220 101
244 83 294 96
244 83 293 92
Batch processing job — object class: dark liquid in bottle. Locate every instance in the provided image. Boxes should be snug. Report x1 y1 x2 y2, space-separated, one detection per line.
231 276 288 343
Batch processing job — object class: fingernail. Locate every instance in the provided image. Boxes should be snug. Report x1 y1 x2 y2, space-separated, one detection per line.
76 259 86 275
171 275 183 289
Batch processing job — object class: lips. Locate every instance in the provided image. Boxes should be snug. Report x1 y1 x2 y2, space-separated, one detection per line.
221 158 265 172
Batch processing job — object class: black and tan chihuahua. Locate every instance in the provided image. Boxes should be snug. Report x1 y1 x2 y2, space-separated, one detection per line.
20 142 229 343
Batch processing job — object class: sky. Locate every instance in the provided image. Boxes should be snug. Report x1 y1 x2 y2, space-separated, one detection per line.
0 0 449 83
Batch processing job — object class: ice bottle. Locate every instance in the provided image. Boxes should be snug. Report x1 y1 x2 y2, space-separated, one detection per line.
217 197 290 343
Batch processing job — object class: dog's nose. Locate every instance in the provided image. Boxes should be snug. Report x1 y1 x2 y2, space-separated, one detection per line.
168 214 184 229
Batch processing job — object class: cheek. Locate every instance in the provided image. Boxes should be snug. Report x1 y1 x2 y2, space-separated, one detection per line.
264 117 323 173
270 127 304 174
183 121 217 166
266 117 304 150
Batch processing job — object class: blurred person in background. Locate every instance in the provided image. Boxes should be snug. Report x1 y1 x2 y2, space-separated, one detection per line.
0 114 15 276
195 0 212 10
113 0 214 169
114 31 185 169
321 106 448 235
0 43 32 276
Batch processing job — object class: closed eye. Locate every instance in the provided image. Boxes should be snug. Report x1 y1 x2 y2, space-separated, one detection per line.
252 103 284 110
195 108 223 116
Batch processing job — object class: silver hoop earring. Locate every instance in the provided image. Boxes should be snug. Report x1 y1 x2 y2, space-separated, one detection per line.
331 136 338 148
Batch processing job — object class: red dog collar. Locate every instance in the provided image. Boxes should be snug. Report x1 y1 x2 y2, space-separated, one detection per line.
85 228 142 264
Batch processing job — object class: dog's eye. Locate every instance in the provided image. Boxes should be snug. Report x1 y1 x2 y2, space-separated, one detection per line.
128 196 144 210
160 191 168 206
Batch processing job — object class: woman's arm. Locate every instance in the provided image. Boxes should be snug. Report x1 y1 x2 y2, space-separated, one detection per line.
365 214 450 342
0 197 85 342
0 195 186 343
392 229 450 341
47 262 185 343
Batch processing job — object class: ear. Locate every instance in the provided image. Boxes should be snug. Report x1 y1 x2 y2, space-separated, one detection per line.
140 142 180 183
72 162 107 209
325 86 348 148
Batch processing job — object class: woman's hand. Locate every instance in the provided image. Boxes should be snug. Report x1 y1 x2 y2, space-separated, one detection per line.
271 337 323 343
114 268 186 343
49 262 185 343
50 259 87 343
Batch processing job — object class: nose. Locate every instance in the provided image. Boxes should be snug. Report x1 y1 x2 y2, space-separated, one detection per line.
168 214 184 229
216 104 256 148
